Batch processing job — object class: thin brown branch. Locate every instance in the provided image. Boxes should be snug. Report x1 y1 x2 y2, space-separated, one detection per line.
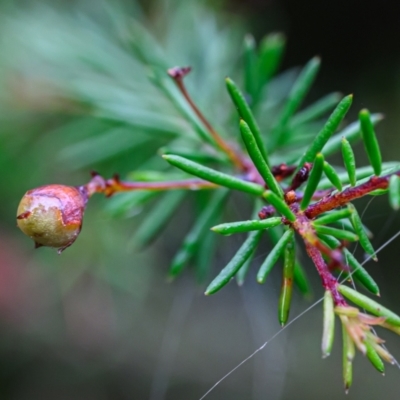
83 172 217 198
167 66 246 170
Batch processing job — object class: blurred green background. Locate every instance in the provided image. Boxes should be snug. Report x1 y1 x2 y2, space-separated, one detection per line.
1 0 400 399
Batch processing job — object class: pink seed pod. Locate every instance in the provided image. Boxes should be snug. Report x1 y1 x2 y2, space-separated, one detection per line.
16 184 88 253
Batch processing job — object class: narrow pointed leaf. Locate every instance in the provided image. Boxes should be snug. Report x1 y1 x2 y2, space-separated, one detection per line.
257 33 285 90
348 203 377 261
257 229 294 283
323 161 343 191
163 155 265 195
296 94 353 172
169 189 228 277
318 163 399 190
268 225 311 294
314 225 358 242
236 199 264 285
301 153 325 210
278 236 295 326
272 57 321 146
130 190 186 250
205 229 264 295
263 191 296 222
317 234 341 249
365 341 385 374
226 77 269 165
338 285 400 326
322 113 383 158
342 248 380 296
341 138 357 186
389 174 400 210
160 147 221 164
236 250 255 286
243 34 257 100
291 92 342 128
314 209 352 226
342 323 354 393
212 217 281 235
240 119 282 197
195 226 218 284
293 261 311 295
322 290 335 358
359 109 382 176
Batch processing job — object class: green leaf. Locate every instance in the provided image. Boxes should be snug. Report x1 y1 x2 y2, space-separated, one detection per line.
322 113 383 158
348 203 377 261
314 225 358 242
236 250 256 286
263 191 297 222
342 248 380 296
257 33 285 93
195 201 221 284
389 175 400 210
163 155 265 195
225 77 269 165
296 94 353 172
278 235 295 326
257 229 294 283
365 341 385 374
341 138 357 186
317 234 341 249
159 147 221 164
130 190 186 250
301 153 324 210
268 225 311 295
271 57 321 147
293 261 311 295
291 92 342 128
169 189 228 277
314 208 352 226
323 161 343 191
338 285 400 326
236 199 264 285
342 322 354 393
243 34 257 101
205 230 264 294
322 290 335 358
211 217 281 235
359 109 382 176
105 191 159 218
317 163 399 190
239 119 282 196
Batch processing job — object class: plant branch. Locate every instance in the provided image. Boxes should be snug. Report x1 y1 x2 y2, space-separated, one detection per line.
167 66 246 170
305 242 347 306
83 172 217 197
305 170 400 219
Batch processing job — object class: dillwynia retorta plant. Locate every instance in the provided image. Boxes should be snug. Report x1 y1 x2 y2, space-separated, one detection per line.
14 26 400 391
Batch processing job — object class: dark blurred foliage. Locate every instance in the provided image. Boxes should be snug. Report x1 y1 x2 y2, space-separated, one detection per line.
1 1 400 399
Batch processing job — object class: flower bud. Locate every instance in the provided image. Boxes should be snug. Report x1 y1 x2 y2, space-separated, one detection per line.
16 184 88 253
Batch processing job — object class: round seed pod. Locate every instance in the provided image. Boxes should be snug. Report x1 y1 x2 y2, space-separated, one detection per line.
16 184 88 253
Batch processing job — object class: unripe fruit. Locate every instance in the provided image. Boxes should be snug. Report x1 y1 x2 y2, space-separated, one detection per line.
16 184 88 253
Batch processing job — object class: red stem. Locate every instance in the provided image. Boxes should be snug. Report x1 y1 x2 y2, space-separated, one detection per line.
84 173 217 197
305 171 400 219
305 242 347 306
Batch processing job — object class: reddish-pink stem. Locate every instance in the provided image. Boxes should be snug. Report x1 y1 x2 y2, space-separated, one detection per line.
305 242 347 306
306 171 400 219
83 173 217 197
